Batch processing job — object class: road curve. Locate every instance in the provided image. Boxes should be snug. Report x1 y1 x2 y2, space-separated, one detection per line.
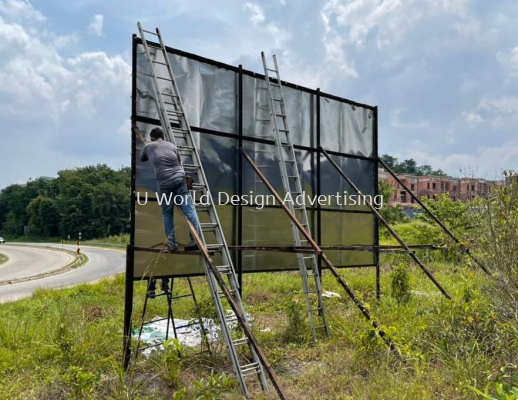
0 243 126 303
0 244 74 281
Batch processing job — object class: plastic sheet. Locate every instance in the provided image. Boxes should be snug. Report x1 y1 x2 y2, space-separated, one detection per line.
132 40 377 278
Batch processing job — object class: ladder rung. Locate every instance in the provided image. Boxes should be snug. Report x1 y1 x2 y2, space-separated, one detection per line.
233 337 249 346
157 76 173 82
220 290 236 298
287 175 299 178
272 98 283 102
160 92 179 98
142 29 158 35
171 127 188 132
200 222 218 230
206 244 224 250
303 256 313 259
152 60 168 66
177 145 194 151
241 362 260 373
267 68 278 73
275 113 285 117
183 164 199 170
216 265 232 274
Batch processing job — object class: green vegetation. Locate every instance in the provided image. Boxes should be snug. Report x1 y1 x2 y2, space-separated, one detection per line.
380 154 447 176
0 253 7 266
0 164 130 241
1 166 518 398
1 256 516 399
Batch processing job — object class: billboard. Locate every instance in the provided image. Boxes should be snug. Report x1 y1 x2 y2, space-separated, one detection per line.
130 36 379 279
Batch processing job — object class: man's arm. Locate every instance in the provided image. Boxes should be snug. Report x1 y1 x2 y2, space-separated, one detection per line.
140 146 148 162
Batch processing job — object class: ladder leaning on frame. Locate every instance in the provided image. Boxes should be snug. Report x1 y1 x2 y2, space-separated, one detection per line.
261 52 330 342
136 23 278 399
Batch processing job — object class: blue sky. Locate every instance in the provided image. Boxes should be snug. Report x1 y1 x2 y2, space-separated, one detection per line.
1 0 517 189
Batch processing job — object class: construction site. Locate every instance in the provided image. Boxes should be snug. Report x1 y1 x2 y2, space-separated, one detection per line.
123 24 495 399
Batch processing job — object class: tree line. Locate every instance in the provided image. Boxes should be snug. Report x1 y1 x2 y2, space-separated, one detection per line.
380 154 447 176
0 165 130 240
0 155 446 240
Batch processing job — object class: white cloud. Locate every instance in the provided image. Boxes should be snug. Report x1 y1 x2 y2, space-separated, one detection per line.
0 0 130 189
461 111 484 127
391 109 429 129
322 0 476 48
89 14 103 36
0 0 45 23
404 139 518 179
497 47 518 75
244 2 265 25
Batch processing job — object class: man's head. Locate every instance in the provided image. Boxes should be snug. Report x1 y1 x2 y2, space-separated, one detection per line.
149 127 165 141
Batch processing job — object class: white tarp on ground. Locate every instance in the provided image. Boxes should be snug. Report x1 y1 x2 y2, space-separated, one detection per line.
133 317 220 355
132 310 254 356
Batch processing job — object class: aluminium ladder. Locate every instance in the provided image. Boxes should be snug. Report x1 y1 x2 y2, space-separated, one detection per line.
137 23 268 397
261 52 330 341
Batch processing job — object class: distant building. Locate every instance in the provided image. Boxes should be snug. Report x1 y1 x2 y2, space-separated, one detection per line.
378 168 504 208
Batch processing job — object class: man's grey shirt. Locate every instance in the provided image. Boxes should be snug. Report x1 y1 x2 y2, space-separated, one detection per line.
140 140 185 188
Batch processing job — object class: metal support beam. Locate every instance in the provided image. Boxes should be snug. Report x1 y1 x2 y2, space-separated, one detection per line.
184 217 288 400
241 148 400 356
320 147 452 300
377 157 490 275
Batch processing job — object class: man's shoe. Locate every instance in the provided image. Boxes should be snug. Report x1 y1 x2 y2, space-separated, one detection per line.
147 290 156 299
160 244 179 253
161 281 171 295
161 286 171 295
185 242 199 251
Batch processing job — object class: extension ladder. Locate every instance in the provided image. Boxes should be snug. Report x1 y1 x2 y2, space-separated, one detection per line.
261 52 330 341
137 23 268 397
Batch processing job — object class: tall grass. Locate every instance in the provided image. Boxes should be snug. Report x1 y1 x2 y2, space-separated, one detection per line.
0 258 515 399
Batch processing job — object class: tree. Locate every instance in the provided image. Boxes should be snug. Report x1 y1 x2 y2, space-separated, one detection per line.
380 154 399 170
468 171 518 325
26 196 60 237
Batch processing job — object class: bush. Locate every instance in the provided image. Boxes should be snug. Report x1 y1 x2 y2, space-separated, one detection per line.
391 264 411 304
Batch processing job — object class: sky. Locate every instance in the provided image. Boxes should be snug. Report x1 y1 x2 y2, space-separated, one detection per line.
0 0 517 189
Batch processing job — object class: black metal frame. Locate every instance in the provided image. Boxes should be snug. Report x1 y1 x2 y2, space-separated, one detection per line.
124 35 381 368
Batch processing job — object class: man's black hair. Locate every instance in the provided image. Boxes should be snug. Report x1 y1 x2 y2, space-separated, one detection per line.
150 127 164 140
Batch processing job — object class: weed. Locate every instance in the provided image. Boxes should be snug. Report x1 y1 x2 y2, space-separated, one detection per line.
63 365 98 400
282 296 307 344
151 338 184 389
192 370 237 400
391 263 411 304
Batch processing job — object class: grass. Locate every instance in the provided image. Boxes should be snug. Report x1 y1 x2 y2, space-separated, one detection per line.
0 253 7 266
0 252 514 399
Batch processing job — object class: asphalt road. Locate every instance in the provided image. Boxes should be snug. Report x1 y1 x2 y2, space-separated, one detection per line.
0 243 126 303
0 244 74 281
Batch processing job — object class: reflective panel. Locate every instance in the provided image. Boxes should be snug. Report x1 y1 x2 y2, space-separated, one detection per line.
132 39 377 278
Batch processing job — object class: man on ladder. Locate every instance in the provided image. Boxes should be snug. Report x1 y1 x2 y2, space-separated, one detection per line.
140 126 202 296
